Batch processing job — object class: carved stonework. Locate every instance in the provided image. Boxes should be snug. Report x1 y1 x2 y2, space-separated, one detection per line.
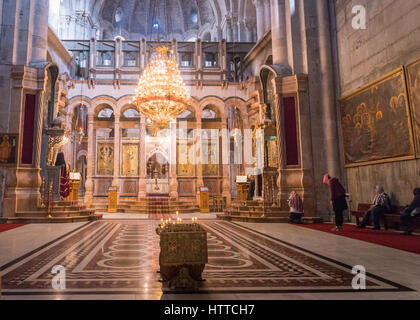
157 223 208 292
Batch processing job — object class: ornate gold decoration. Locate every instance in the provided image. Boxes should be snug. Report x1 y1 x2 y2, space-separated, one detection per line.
97 143 114 175
134 46 190 128
122 144 139 176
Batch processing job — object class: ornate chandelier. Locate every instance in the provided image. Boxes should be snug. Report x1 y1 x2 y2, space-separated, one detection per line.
134 46 190 128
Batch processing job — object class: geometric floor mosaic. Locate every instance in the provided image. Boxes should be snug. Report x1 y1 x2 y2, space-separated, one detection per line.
0 220 413 296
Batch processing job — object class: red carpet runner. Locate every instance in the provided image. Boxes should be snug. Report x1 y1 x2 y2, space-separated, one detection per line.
297 223 420 255
0 224 25 233
146 197 171 220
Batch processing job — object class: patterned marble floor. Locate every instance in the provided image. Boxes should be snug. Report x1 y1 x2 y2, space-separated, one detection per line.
1 219 418 299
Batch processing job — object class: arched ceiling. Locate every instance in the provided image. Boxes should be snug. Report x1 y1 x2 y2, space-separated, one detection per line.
58 0 257 41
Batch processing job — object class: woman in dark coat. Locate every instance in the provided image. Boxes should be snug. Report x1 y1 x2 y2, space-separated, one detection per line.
323 174 348 232
400 188 420 235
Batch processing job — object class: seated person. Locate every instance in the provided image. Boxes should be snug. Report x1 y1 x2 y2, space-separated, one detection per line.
357 186 391 230
288 191 303 224
400 188 420 235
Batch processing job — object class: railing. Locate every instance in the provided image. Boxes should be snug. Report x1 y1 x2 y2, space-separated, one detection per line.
62 40 255 82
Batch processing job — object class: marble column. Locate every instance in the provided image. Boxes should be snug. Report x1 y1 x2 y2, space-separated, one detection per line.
221 117 231 205
264 1 272 33
271 0 290 69
30 0 49 64
315 0 341 180
138 116 146 199
244 19 256 43
85 114 95 206
114 36 123 69
195 118 204 204
225 15 233 42
253 0 266 40
270 0 291 70
169 120 178 200
113 114 120 194
232 15 239 42
14 0 32 65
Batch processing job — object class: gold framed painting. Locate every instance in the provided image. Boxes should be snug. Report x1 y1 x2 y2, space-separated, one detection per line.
97 143 114 176
405 57 420 158
0 134 18 165
339 67 415 167
122 143 139 176
177 143 194 176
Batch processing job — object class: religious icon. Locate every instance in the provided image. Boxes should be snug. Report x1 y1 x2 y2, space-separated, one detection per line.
0 134 17 164
122 144 139 176
97 143 114 175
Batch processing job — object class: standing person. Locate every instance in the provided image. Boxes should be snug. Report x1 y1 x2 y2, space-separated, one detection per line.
400 188 420 235
357 186 391 230
323 174 348 232
55 152 70 200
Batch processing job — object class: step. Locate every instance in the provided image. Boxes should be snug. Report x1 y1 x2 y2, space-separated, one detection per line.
218 214 290 223
5 214 102 224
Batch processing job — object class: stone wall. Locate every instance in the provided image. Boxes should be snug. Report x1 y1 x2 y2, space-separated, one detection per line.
335 0 420 208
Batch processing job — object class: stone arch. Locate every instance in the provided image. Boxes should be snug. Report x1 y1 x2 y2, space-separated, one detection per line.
67 96 92 117
225 97 249 128
116 95 136 115
199 96 226 119
92 96 118 116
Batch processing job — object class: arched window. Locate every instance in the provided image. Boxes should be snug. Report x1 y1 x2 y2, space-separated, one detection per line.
97 107 114 119
202 107 218 119
190 9 198 24
122 108 140 119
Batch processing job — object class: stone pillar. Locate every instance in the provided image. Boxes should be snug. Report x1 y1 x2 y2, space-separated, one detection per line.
244 19 256 42
221 117 231 206
220 39 227 80
30 0 49 64
291 0 308 74
253 0 266 40
14 0 32 65
169 120 178 200
232 15 239 42
114 36 123 69
195 39 202 74
113 114 120 192
264 1 272 33
140 39 146 70
138 116 147 199
84 113 95 206
225 15 233 42
195 117 204 204
272 75 315 213
270 0 291 70
315 0 341 179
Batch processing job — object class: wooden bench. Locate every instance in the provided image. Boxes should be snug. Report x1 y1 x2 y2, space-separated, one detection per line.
351 203 420 231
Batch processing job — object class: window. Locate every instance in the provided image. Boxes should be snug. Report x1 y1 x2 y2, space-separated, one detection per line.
97 108 114 119
202 108 217 119
122 108 140 119
204 52 218 68
181 53 193 67
124 52 138 66
190 9 198 24
97 51 114 66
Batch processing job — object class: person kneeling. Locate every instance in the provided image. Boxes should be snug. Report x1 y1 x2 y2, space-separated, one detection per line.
288 191 303 224
357 186 391 230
